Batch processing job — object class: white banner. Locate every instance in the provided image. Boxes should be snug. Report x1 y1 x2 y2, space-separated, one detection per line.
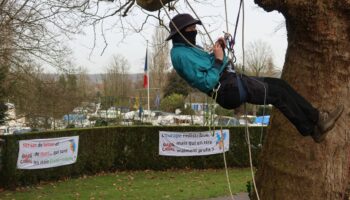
17 136 79 169
159 130 229 156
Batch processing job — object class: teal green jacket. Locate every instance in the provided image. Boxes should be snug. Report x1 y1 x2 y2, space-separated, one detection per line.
170 43 228 93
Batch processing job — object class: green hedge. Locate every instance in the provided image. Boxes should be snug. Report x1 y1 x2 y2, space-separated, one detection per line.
0 126 265 188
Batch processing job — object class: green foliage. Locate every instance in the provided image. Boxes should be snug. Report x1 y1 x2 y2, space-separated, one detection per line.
246 180 253 199
65 124 75 129
257 105 272 116
163 70 190 98
0 126 264 188
94 119 108 127
181 106 195 115
215 106 235 116
160 93 185 113
0 65 8 124
132 121 153 125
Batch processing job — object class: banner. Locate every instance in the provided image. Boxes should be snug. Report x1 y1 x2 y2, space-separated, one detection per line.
17 136 79 169
159 130 229 156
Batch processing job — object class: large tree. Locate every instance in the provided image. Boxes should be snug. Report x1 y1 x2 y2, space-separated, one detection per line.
251 1 349 199
134 0 350 199
150 26 170 95
102 55 131 108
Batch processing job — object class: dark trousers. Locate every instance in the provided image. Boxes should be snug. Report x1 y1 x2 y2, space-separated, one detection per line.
215 71 319 136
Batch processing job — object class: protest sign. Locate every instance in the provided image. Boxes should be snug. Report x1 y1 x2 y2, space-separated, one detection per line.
17 136 79 169
159 130 229 156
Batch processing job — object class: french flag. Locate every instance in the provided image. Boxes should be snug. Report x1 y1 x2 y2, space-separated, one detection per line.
143 49 148 88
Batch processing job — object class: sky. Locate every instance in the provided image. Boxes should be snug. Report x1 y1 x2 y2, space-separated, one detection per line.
60 0 287 74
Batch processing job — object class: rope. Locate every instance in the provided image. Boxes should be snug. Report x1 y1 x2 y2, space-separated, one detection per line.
211 88 235 200
240 1 261 199
184 0 215 47
224 0 229 33
233 0 244 44
221 128 235 200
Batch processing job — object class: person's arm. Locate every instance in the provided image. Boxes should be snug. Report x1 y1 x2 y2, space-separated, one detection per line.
213 38 225 69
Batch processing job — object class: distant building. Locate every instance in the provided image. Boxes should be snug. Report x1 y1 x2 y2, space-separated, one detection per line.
185 103 210 112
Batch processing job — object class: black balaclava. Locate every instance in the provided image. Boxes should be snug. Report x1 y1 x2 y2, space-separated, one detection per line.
172 30 197 46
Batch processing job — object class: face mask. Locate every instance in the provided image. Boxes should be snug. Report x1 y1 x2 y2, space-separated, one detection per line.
172 30 197 46
182 30 197 45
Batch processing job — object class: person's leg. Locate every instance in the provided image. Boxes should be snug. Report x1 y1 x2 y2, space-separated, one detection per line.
242 76 316 136
262 77 319 124
214 72 242 109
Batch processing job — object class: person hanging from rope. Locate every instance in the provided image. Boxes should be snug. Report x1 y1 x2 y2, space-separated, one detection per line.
166 13 344 143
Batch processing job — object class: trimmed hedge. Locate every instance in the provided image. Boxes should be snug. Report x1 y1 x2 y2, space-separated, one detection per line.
0 126 265 188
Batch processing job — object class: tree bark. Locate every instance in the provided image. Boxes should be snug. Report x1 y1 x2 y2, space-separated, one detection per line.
253 0 350 199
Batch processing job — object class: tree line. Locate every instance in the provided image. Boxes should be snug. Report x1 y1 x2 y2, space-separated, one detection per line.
0 0 280 129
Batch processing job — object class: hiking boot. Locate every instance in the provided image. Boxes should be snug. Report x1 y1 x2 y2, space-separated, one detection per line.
312 105 344 143
318 105 344 133
311 126 325 143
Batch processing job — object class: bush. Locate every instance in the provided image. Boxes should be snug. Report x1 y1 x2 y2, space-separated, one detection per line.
181 106 195 115
94 119 108 127
257 105 272 116
215 106 235 116
160 93 185 113
0 126 264 188
66 124 75 129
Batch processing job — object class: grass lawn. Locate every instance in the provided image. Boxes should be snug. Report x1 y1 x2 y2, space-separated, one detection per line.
0 168 251 200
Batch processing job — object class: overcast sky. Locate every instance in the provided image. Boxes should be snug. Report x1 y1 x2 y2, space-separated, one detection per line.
56 0 287 74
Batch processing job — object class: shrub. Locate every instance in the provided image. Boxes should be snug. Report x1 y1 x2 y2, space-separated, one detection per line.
160 93 185 113
0 126 265 188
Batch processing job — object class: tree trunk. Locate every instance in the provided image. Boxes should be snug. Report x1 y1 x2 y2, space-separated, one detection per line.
252 0 350 199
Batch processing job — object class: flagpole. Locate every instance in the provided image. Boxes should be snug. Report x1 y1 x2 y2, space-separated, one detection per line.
147 41 150 116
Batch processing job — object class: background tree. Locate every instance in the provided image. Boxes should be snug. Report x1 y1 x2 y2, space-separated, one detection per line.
102 55 131 109
149 26 170 92
0 0 87 126
76 67 94 102
244 40 275 115
163 69 190 98
160 93 185 113
0 66 8 124
149 26 171 108
0 21 13 125
245 40 274 77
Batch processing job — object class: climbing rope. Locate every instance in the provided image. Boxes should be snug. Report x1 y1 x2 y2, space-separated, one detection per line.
210 86 235 200
184 0 215 47
238 1 261 199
